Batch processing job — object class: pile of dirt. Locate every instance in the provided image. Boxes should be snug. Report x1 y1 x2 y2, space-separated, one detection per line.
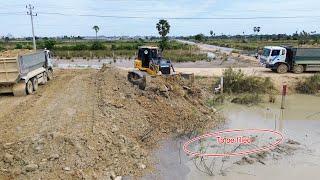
0 49 35 58
0 66 222 179
94 65 223 168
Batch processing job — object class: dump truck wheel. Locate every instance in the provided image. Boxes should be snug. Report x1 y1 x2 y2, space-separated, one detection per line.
26 80 33 94
47 69 53 81
42 72 48 84
293 65 304 74
32 78 39 91
277 64 288 74
12 82 27 96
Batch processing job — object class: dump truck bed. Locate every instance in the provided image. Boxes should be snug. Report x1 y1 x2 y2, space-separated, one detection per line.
294 48 320 64
0 57 20 84
0 51 46 84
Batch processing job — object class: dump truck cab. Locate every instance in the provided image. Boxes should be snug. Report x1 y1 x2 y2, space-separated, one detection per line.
260 46 287 66
44 49 53 69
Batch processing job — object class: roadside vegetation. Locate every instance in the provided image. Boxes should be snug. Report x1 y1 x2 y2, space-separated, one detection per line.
296 74 320 94
0 40 207 62
208 68 276 105
222 68 274 94
187 32 320 52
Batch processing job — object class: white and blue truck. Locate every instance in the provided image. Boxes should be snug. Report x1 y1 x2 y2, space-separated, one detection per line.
0 50 53 96
260 46 320 73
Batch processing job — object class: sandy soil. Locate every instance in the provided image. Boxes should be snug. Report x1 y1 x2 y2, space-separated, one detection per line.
0 67 222 179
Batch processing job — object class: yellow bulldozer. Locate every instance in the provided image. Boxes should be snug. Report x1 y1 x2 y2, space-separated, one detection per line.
127 46 194 90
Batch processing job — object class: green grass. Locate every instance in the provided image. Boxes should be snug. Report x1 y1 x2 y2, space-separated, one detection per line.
222 68 275 94
202 39 320 51
231 94 262 105
216 68 276 105
1 40 208 62
296 74 320 94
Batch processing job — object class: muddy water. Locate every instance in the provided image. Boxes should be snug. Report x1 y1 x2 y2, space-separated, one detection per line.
150 94 320 180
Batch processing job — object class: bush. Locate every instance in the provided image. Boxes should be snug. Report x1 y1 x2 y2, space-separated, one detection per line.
194 34 206 42
72 44 89 51
44 40 56 50
26 45 32 50
91 41 105 50
15 44 23 49
296 74 320 94
222 68 275 94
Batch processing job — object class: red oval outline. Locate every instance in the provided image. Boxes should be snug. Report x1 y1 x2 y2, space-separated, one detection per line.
183 129 284 157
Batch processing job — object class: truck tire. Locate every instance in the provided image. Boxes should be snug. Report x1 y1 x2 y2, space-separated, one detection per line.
47 69 53 81
32 78 39 91
277 64 288 74
12 82 27 96
26 80 33 94
293 65 304 74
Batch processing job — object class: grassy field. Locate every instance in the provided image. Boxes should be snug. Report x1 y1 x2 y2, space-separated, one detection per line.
200 39 320 51
0 40 208 62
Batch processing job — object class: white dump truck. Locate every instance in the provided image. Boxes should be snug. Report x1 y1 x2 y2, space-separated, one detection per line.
260 46 320 73
0 50 53 96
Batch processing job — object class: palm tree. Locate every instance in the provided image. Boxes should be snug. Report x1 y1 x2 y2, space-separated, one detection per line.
156 19 170 51
257 27 261 33
253 26 261 41
210 30 214 37
92 25 100 40
253 26 261 34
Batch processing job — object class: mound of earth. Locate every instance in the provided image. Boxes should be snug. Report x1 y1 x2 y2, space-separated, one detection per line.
0 66 222 179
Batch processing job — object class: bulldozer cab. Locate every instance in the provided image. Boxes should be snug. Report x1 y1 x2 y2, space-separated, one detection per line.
138 47 160 68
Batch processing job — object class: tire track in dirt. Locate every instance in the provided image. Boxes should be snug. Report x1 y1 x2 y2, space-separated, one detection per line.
0 69 97 142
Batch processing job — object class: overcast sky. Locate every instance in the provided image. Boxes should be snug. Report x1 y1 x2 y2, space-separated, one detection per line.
1 0 320 37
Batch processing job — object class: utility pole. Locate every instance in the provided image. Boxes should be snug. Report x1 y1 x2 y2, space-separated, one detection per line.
26 4 37 50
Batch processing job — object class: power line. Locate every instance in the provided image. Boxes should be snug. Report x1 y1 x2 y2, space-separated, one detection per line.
1 9 320 20
0 12 25 15
36 12 320 20
1 10 320 22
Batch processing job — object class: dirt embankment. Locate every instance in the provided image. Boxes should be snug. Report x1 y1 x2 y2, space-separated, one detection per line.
0 66 222 179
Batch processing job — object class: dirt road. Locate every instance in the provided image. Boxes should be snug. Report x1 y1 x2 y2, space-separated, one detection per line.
177 40 235 53
0 69 96 143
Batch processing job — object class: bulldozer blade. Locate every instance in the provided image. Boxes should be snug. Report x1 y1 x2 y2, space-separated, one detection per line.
128 70 149 90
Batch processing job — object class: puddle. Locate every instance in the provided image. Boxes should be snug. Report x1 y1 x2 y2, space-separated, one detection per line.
151 94 320 180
